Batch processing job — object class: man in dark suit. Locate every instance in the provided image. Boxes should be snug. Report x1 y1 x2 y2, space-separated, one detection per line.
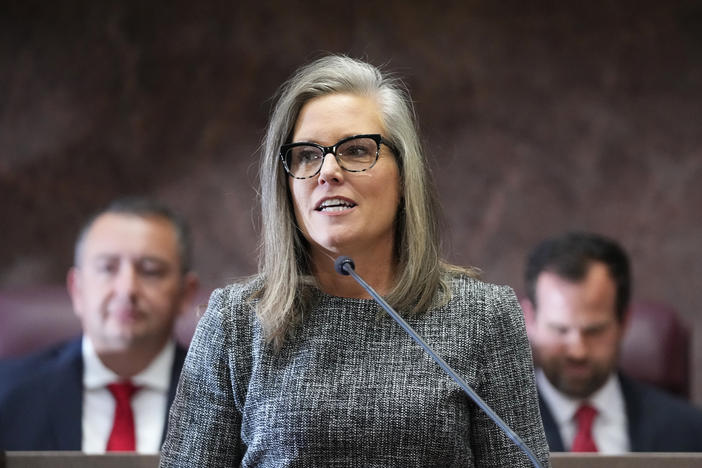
522 231 702 453
0 197 199 453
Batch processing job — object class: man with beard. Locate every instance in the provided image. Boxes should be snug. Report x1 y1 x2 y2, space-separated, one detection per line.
0 197 199 453
523 231 702 453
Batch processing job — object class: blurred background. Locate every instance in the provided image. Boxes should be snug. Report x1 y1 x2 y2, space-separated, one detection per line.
2 1 701 401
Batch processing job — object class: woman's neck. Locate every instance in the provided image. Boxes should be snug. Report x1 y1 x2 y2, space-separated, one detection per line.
311 248 397 298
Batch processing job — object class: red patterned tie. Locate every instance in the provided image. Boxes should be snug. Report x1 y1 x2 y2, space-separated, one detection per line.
572 403 598 452
106 381 139 451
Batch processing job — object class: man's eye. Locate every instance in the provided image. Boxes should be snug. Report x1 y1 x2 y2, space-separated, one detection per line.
97 262 118 274
142 268 164 277
142 269 164 277
583 326 606 337
139 261 167 277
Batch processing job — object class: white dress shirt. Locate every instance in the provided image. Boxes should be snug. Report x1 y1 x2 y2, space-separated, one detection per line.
536 369 630 453
81 336 175 453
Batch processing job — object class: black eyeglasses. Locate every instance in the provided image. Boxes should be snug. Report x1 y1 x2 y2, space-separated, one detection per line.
280 134 397 179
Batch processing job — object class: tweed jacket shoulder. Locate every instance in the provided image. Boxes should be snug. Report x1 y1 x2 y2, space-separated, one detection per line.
160 273 550 467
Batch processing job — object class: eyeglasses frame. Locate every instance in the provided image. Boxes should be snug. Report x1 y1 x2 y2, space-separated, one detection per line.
280 134 398 180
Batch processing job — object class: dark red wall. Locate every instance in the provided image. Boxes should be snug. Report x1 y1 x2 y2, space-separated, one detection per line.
2 0 702 400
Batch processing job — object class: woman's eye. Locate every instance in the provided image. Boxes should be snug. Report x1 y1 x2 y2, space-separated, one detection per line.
345 146 368 157
299 151 319 162
293 148 321 164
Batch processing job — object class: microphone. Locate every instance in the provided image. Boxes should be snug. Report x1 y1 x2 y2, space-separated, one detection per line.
334 256 544 468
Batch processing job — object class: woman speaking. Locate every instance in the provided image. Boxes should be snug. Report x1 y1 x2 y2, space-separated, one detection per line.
160 55 550 467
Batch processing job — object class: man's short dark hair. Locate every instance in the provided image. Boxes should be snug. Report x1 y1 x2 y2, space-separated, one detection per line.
74 196 193 273
525 231 631 321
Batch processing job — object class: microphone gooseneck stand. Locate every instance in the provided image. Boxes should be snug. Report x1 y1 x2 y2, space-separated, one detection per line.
334 256 544 468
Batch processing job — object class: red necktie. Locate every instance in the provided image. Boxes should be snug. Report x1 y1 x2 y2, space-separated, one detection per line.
572 403 598 452
106 381 139 451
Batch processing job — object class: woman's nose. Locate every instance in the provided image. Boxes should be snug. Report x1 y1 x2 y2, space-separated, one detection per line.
317 152 344 184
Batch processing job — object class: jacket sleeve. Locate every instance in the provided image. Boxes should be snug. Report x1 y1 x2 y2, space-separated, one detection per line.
160 287 246 467
469 284 551 468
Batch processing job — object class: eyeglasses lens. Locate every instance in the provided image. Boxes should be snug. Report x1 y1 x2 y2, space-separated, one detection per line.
285 137 379 178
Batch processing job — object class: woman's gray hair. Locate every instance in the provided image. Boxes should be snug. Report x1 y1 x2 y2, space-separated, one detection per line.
256 55 474 348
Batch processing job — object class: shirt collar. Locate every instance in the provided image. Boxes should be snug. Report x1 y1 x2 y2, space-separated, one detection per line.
536 368 625 425
537 369 579 426
589 372 627 425
82 336 176 391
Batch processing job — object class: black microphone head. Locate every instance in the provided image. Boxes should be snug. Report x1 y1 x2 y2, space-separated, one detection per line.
334 256 355 275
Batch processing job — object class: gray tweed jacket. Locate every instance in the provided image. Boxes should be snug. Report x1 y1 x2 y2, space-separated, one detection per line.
160 273 551 467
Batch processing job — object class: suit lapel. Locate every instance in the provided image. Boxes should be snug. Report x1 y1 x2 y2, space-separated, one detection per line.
538 393 565 451
619 373 646 451
46 339 84 449
160 344 187 443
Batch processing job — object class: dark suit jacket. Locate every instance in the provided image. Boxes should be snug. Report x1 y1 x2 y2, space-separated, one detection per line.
0 337 186 451
539 373 702 452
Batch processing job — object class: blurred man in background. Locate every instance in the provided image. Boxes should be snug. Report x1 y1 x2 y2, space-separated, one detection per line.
0 197 199 453
523 231 702 453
